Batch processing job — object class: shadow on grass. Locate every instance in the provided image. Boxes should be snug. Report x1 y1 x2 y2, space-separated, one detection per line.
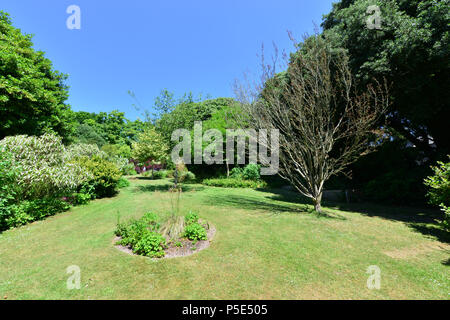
442 257 450 266
334 202 450 244
203 191 346 220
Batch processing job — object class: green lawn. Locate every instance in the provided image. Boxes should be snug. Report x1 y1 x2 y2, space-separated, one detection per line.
0 177 448 299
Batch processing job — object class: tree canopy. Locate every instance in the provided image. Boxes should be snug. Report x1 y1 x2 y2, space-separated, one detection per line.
0 11 72 140
321 0 450 157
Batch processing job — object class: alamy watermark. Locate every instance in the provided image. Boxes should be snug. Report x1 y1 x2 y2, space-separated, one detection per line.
171 121 279 175
366 265 381 290
366 5 382 30
66 265 81 290
66 5 81 30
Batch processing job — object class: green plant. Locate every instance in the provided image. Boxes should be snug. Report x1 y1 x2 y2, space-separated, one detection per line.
0 134 92 199
230 167 243 179
133 232 166 258
142 212 160 231
181 171 196 182
202 178 267 189
175 241 183 248
183 222 207 241
153 170 168 179
0 150 20 231
185 211 199 225
117 177 130 189
424 157 450 230
74 155 122 198
242 164 261 181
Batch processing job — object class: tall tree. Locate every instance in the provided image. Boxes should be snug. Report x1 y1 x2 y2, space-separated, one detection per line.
236 36 389 212
322 0 450 157
0 11 72 140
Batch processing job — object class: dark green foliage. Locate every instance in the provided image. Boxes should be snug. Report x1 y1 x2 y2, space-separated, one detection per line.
0 11 72 141
183 222 207 241
73 124 107 147
6 198 70 230
322 0 450 156
242 164 261 181
230 167 244 178
202 178 268 189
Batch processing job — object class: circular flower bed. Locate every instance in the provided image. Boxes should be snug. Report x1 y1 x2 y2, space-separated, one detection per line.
113 211 215 259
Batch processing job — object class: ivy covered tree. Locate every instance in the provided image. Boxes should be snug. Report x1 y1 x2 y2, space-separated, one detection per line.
0 11 72 140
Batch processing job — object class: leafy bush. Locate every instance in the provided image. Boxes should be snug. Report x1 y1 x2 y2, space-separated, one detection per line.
74 155 122 198
424 157 450 230
0 134 92 199
142 212 160 230
117 177 130 189
133 232 166 258
202 178 267 189
123 163 137 175
181 171 196 182
230 167 243 179
0 150 20 230
149 170 168 179
6 198 70 229
242 164 261 181
183 222 207 241
185 211 199 225
115 212 166 257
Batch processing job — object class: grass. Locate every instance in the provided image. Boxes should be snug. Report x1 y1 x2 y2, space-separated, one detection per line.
0 177 448 299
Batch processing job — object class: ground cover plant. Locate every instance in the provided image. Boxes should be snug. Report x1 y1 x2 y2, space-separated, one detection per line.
115 208 210 258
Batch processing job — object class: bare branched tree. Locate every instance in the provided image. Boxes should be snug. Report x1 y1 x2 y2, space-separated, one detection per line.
234 35 390 212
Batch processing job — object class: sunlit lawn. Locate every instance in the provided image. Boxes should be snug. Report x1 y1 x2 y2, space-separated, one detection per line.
0 177 448 299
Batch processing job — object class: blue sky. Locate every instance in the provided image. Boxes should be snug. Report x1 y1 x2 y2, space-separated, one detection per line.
1 0 334 120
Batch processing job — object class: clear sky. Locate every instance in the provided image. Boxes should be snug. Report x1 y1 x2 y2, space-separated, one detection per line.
1 0 335 120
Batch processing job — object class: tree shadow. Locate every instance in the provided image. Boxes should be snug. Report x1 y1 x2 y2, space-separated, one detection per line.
442 257 450 266
334 202 449 244
203 192 346 220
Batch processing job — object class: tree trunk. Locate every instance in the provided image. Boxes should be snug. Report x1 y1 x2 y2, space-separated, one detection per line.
313 192 323 213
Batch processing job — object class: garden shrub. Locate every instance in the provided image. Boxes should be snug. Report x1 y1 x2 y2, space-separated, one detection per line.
181 171 196 182
117 177 130 189
185 211 199 225
0 134 92 199
115 212 166 257
242 164 261 181
0 150 20 231
424 157 450 230
74 155 122 198
202 178 267 189
133 232 166 257
183 222 207 241
230 167 243 179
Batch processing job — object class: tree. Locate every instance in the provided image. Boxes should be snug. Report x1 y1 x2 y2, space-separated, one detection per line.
322 0 450 157
132 126 169 178
0 11 72 140
236 36 389 212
